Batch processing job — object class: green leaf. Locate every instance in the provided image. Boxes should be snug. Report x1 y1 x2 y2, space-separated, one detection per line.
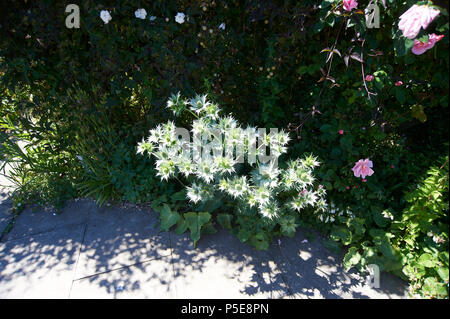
343 247 362 270
394 32 414 56
436 267 449 281
323 239 342 254
174 217 188 235
151 195 167 210
411 104 427 123
395 88 406 104
159 204 180 232
184 212 211 248
201 221 217 235
170 190 186 202
249 232 270 250
418 253 437 268
217 214 233 229
330 227 352 245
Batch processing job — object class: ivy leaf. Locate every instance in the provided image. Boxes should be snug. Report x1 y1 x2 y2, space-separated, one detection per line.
411 104 427 123
201 221 217 235
436 267 449 281
170 189 187 202
343 247 362 270
151 195 167 210
159 204 180 232
217 213 233 229
174 217 188 235
330 226 352 245
184 212 211 248
249 232 270 250
418 253 437 268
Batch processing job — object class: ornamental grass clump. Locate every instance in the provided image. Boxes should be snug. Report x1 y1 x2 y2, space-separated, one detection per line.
137 93 327 220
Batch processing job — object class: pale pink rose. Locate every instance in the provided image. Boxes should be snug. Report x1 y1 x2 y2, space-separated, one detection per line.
412 33 445 55
395 81 403 86
398 5 440 39
365 74 374 82
343 0 358 11
352 158 374 179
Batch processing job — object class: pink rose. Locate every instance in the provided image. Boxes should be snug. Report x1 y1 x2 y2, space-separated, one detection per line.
343 0 358 11
339 129 344 135
395 81 403 86
412 33 445 55
365 74 374 82
352 158 374 179
398 5 440 39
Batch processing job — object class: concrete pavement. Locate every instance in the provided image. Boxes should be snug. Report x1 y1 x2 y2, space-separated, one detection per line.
0 195 409 299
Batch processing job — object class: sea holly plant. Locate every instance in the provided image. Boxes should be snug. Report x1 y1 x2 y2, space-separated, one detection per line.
137 93 328 247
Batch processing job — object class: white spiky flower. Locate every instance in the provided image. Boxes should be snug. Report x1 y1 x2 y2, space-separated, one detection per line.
252 162 279 189
226 176 250 198
301 154 320 169
225 127 244 146
155 159 175 181
217 116 237 133
148 125 164 144
203 102 221 120
215 156 236 175
259 201 279 219
137 138 153 155
196 159 217 183
186 183 213 203
253 186 271 207
175 154 196 177
289 197 306 212
189 94 210 114
192 117 211 136
167 92 187 115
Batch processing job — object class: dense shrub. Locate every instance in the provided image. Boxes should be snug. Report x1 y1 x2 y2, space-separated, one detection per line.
1 0 448 297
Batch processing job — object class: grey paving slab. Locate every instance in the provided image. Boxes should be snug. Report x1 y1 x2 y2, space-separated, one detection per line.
69 256 176 298
268 228 409 299
170 229 291 299
73 205 171 279
0 223 85 298
3 198 94 241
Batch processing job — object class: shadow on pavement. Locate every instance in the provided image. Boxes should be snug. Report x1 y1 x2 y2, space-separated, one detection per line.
0 198 409 298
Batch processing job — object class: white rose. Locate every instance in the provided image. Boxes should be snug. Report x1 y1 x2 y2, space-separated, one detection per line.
175 12 185 24
100 10 112 24
135 8 147 20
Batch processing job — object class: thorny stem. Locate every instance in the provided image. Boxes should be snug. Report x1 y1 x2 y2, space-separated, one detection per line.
361 37 377 99
289 19 346 139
